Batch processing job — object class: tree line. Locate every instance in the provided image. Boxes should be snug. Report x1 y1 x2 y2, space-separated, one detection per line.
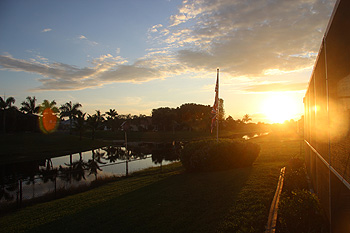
0 96 259 137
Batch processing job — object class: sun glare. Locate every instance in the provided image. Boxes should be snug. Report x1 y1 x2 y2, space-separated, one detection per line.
262 94 299 123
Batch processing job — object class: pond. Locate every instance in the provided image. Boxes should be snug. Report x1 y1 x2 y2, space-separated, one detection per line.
0 142 181 207
242 132 269 140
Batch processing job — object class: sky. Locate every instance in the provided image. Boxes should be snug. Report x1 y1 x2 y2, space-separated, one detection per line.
0 0 337 123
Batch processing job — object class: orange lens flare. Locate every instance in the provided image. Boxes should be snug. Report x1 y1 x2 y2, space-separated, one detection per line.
39 108 59 134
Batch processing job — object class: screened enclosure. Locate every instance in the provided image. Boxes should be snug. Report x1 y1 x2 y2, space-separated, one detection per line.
304 0 350 231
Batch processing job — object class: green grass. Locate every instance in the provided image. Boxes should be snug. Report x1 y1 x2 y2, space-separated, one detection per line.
0 131 303 233
0 132 109 164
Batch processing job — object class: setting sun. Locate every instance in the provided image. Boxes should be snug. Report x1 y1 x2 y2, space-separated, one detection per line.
262 94 299 123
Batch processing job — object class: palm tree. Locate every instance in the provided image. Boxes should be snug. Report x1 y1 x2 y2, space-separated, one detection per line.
40 100 59 112
105 109 118 119
87 110 105 140
105 109 118 131
242 114 252 123
0 96 16 133
74 111 86 140
87 114 98 140
20 96 40 114
95 110 105 123
59 101 82 134
38 100 59 134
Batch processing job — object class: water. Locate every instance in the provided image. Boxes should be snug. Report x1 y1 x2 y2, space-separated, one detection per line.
242 132 269 140
0 143 180 205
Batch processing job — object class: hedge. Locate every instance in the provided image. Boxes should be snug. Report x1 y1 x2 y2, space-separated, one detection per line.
180 139 260 172
277 158 329 233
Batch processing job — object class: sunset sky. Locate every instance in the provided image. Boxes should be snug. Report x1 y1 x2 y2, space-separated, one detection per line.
0 0 337 123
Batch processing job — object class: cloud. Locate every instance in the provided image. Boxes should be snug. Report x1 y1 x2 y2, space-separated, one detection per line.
100 65 162 83
78 35 98 45
162 0 336 77
149 24 163 33
0 54 162 90
169 0 205 26
245 82 308 92
1 0 336 92
41 28 52 33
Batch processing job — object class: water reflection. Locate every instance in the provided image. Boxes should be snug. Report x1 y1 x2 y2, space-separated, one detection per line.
151 141 182 164
0 142 180 207
242 132 269 140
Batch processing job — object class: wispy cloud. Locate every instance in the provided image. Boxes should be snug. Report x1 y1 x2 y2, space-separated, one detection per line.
0 54 161 91
78 35 98 46
169 0 205 27
41 28 52 33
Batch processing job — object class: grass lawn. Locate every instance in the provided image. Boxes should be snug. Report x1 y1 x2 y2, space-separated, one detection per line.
0 132 303 233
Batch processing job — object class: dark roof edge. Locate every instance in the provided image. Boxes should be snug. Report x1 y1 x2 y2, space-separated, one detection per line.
324 0 341 37
305 0 341 93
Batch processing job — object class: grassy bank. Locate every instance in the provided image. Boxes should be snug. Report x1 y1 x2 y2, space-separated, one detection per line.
0 132 109 164
0 132 303 233
83 129 263 142
0 129 265 164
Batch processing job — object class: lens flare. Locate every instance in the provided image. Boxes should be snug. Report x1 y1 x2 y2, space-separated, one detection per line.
39 107 59 134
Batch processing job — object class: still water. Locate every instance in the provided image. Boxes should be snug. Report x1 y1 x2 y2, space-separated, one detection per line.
242 132 269 140
0 142 180 205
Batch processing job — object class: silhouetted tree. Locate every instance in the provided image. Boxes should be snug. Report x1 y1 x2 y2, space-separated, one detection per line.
177 103 211 131
152 107 177 131
20 96 40 114
225 115 237 130
59 101 82 134
95 110 105 129
87 110 105 140
40 100 59 112
0 96 16 133
105 109 118 131
74 112 86 140
105 109 118 119
242 114 252 123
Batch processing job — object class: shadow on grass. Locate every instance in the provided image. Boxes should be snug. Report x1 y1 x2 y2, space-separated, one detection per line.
27 167 253 233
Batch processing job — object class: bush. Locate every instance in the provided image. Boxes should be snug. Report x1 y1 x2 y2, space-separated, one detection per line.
283 158 309 195
278 190 328 233
180 139 260 172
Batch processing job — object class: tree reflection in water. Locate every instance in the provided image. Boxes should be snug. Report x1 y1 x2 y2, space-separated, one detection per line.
0 143 181 206
0 176 17 201
87 150 106 180
39 159 58 183
151 141 182 170
70 154 87 181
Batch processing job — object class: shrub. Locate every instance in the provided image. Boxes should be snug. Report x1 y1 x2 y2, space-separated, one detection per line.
278 190 328 233
283 157 309 195
180 139 260 172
